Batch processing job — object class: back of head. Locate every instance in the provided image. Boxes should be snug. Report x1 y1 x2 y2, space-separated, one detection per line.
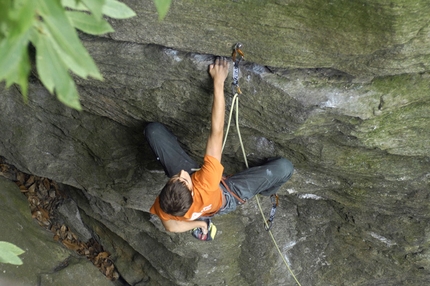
159 179 193 217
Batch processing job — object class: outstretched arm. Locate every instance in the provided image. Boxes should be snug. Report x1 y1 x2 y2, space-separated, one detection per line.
206 57 229 162
161 218 207 233
160 58 229 234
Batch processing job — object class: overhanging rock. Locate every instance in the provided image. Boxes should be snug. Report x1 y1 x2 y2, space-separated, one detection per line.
1 0 430 285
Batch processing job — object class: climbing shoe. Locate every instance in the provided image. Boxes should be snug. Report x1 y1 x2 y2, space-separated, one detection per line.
191 219 217 241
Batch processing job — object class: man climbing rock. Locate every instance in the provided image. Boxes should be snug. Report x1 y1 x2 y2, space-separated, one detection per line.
145 57 294 241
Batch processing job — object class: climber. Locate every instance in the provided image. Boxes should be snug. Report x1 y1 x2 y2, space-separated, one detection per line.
145 57 294 241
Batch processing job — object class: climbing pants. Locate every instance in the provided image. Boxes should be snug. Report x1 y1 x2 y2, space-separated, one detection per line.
144 122 294 215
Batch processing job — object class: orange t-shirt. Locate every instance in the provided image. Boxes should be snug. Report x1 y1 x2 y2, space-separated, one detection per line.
150 155 224 221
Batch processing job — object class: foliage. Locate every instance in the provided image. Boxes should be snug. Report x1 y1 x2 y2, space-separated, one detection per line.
0 0 170 110
0 241 25 265
154 0 172 20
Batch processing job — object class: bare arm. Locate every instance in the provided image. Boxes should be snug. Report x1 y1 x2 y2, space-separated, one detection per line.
206 57 229 162
161 218 207 233
159 59 229 234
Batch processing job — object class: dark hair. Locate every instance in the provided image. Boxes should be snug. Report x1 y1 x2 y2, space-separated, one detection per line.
159 178 193 217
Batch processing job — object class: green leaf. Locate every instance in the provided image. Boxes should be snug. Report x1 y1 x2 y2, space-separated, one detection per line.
102 0 136 19
66 11 114 35
7 0 36 37
56 75 82 110
0 241 25 265
0 1 11 24
153 0 171 20
36 0 102 80
61 0 88 11
0 32 28 79
37 22 94 81
0 0 14 38
31 26 82 110
10 43 30 99
62 0 135 19
0 30 31 98
31 26 63 94
80 0 105 20
0 0 34 98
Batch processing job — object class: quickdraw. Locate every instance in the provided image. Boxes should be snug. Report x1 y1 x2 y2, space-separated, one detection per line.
230 44 280 231
222 43 301 286
224 43 301 286
231 43 244 95
264 194 279 231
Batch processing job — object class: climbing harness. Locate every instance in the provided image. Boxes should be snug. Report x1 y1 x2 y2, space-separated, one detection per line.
222 44 302 286
221 177 246 205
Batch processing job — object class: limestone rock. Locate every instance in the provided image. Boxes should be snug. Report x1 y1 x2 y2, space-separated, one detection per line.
0 178 113 286
109 0 430 77
58 199 93 242
1 0 430 285
39 256 116 286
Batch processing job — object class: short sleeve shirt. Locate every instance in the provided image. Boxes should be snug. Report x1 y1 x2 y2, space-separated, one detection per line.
150 155 224 221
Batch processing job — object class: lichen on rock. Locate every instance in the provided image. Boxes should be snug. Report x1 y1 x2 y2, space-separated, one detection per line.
1 0 430 285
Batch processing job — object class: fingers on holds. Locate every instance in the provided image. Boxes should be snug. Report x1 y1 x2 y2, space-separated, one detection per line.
215 56 228 65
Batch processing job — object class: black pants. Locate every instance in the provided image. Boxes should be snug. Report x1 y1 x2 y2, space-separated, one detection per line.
144 122 294 214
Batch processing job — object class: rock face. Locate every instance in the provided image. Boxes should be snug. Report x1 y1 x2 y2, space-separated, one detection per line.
0 177 113 286
1 0 430 285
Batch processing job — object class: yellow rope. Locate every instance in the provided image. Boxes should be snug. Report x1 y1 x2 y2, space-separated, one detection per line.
222 93 302 286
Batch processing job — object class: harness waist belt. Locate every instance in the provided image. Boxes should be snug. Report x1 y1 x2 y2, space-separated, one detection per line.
221 177 246 204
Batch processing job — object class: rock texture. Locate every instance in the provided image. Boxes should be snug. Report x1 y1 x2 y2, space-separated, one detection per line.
1 0 430 285
0 177 114 286
110 0 430 77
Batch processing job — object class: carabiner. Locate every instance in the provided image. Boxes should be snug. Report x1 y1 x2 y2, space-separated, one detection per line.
264 220 273 231
271 193 279 207
232 43 244 95
232 43 245 62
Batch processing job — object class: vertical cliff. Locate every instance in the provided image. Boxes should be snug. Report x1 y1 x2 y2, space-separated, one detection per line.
1 0 429 285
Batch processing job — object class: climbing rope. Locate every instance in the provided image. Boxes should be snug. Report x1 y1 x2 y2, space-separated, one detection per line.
221 44 302 286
